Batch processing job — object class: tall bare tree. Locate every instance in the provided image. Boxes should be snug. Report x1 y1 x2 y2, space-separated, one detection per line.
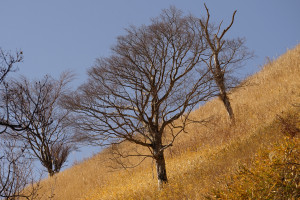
5 73 75 177
64 7 213 188
199 4 253 123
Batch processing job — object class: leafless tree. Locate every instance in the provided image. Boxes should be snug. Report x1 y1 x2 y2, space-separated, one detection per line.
0 48 43 199
199 4 253 123
64 7 213 188
0 138 40 200
5 73 75 177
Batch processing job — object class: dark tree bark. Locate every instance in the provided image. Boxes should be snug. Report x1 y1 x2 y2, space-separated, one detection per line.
213 60 235 121
154 149 168 188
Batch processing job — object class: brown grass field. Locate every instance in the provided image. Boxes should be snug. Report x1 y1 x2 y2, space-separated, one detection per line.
32 44 300 199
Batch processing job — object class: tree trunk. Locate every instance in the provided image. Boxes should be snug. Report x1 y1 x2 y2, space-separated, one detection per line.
219 91 235 123
215 75 235 123
48 169 55 177
213 54 235 123
154 150 168 189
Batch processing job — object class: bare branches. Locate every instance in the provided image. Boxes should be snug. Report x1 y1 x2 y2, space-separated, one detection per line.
64 7 213 187
0 47 43 199
0 48 24 133
65 10 212 148
0 139 40 199
0 48 23 84
219 10 237 40
199 4 253 122
108 143 152 171
4 73 76 176
62 4 252 188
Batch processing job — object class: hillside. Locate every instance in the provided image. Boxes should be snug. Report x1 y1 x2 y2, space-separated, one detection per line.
33 44 300 199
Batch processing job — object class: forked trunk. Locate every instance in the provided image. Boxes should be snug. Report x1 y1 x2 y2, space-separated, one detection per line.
154 150 168 189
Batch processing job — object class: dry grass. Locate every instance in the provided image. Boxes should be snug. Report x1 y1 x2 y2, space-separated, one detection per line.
33 44 300 200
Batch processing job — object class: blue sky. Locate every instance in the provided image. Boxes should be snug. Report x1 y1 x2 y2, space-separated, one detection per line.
1 0 299 170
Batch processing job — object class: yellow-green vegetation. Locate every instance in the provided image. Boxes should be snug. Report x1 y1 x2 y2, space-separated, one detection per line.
33 44 300 200
209 113 299 199
211 136 299 199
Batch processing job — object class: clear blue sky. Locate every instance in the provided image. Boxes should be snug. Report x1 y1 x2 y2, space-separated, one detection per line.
1 0 299 170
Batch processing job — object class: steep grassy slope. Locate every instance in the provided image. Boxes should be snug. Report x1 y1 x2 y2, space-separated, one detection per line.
34 44 300 200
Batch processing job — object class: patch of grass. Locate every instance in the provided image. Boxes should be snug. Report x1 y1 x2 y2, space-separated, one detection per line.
208 112 300 199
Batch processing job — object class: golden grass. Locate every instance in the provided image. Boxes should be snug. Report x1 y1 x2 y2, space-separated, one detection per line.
33 44 300 200
211 131 299 199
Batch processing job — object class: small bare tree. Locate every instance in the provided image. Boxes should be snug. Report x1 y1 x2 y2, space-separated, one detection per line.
199 4 253 123
64 7 213 188
5 73 75 177
0 139 40 200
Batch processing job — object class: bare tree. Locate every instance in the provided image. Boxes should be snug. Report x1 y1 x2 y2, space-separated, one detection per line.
0 138 40 200
199 4 253 123
0 48 40 199
5 73 75 177
64 7 213 188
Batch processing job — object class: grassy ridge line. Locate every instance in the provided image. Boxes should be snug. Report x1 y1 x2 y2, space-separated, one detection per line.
34 44 300 200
